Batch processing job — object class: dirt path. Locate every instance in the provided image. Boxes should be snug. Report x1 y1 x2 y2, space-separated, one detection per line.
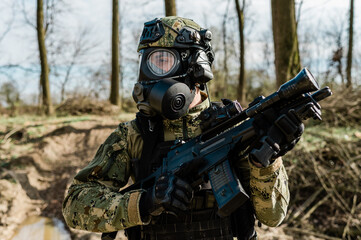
0 117 125 240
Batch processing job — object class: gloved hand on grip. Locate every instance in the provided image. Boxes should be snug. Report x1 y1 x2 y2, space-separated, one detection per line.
139 172 193 218
273 109 304 156
250 108 304 167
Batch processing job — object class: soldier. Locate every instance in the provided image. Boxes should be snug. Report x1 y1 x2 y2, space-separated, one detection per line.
63 17 302 240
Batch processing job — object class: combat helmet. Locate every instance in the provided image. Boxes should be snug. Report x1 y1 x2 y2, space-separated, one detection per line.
137 16 214 85
138 16 212 51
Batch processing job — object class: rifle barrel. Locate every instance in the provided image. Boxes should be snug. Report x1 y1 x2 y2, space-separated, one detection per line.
311 87 332 102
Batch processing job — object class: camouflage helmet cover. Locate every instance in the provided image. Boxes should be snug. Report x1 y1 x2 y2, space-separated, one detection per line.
137 16 204 52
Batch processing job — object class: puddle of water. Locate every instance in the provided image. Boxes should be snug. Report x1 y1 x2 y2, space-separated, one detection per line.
11 216 71 240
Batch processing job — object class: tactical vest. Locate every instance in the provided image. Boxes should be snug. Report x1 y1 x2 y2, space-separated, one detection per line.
125 112 257 240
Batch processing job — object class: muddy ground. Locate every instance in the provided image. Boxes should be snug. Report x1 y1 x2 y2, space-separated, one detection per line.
0 113 359 240
0 115 133 240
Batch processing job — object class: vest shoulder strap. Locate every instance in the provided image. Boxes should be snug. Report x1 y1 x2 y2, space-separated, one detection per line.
134 113 164 181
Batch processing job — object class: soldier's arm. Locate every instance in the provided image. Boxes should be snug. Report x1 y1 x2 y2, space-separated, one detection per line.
62 121 148 232
248 157 290 227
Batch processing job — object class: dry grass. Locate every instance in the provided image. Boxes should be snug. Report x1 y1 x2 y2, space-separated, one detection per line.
280 88 361 239
320 87 361 127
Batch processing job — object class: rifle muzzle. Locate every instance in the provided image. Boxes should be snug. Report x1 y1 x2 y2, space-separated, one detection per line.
278 68 319 99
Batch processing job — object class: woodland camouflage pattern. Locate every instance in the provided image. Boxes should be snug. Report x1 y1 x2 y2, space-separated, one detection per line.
62 97 290 232
137 16 202 51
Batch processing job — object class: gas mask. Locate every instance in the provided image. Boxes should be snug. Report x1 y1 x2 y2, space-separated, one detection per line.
133 17 215 120
133 47 213 119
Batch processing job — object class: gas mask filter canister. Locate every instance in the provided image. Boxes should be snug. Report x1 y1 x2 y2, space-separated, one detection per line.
132 79 195 120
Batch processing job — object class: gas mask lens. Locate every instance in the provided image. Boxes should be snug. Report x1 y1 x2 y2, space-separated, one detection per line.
147 49 176 76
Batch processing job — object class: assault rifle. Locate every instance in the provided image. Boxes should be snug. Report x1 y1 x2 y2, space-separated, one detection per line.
102 68 331 240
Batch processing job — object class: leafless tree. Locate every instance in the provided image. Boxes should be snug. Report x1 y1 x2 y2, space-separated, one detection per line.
87 61 111 100
346 0 354 89
37 0 53 115
119 3 125 109
235 0 246 103
52 27 99 102
326 42 345 85
20 0 103 105
110 0 120 106
165 0 177 16
271 0 301 86
20 0 68 113
222 0 231 96
323 16 346 85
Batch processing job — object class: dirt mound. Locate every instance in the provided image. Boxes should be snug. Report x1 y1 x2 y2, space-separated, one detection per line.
0 119 120 240
56 97 120 116
0 177 38 238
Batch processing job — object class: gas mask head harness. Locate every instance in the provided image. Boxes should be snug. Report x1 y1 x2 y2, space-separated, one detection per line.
133 17 214 120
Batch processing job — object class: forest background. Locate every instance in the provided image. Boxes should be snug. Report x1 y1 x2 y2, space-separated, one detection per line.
0 0 360 240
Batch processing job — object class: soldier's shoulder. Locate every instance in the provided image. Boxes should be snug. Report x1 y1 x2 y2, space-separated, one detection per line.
116 119 140 137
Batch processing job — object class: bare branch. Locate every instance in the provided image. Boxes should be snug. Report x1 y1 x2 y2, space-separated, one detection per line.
295 0 304 26
21 0 37 30
0 64 39 74
0 2 16 43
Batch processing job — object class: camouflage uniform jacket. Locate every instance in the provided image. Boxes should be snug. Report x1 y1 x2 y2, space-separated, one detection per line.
62 98 290 233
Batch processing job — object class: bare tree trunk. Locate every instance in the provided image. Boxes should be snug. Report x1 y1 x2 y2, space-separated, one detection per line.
271 0 301 87
110 0 120 106
165 0 177 16
346 0 354 89
37 0 53 115
119 5 124 109
222 0 231 96
235 0 246 103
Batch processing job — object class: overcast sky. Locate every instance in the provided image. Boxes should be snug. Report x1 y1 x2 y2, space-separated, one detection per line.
0 0 359 103
1 0 358 65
